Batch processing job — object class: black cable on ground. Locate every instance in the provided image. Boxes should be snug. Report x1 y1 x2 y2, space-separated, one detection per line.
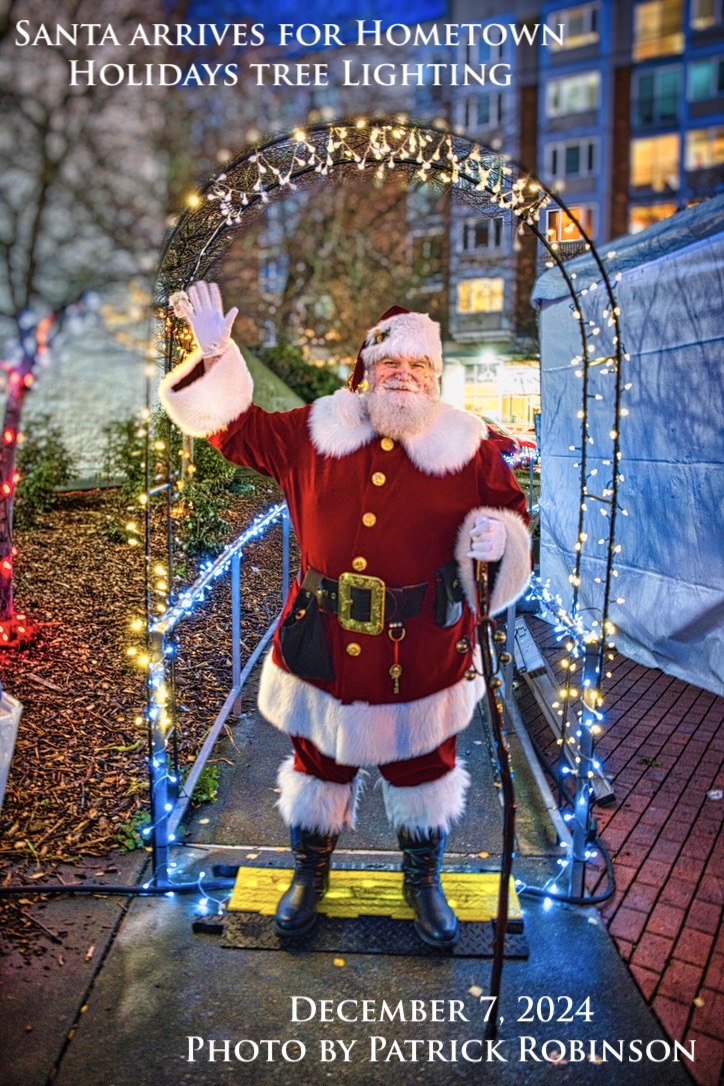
517 835 616 907
0 878 236 898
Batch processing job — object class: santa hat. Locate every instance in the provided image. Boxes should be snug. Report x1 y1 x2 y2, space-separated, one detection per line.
348 306 443 391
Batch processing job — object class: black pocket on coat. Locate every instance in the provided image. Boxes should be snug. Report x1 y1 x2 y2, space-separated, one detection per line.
278 590 335 682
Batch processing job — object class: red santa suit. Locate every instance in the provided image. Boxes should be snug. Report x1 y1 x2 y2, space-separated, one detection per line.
159 337 530 838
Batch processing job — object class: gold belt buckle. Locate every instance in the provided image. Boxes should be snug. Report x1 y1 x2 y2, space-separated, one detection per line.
338 572 386 636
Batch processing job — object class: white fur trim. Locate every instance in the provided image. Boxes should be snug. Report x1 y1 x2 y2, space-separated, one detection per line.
309 392 484 475
158 341 253 438
403 404 485 476
275 755 362 834
308 388 375 457
361 312 442 373
259 653 485 766
455 506 531 617
381 760 471 836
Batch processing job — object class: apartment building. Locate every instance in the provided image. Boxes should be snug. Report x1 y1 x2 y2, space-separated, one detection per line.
442 0 540 423
246 2 722 424
439 0 723 422
627 0 724 232
532 1 722 240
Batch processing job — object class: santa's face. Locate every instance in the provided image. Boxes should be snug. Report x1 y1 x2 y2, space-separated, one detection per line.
369 355 435 397
365 355 439 440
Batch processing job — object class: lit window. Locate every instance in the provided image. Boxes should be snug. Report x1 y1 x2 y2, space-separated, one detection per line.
628 203 678 232
463 93 503 129
686 126 724 169
688 57 724 100
545 138 598 177
633 1 684 61
549 4 600 50
545 205 596 243
630 133 681 189
457 278 504 313
690 0 720 29
546 72 600 116
461 217 504 251
633 67 680 124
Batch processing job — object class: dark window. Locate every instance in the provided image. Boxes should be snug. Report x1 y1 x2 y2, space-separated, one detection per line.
565 144 581 174
635 68 680 125
463 218 503 250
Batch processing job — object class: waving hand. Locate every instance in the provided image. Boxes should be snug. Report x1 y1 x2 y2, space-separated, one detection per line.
173 281 238 358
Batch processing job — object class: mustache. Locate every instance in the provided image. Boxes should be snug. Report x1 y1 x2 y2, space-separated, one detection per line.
380 378 419 391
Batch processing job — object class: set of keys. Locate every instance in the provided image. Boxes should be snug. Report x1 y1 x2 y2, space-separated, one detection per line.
388 622 406 694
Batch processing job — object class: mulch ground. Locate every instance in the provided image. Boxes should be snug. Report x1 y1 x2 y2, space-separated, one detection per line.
0 481 288 957
518 617 724 1086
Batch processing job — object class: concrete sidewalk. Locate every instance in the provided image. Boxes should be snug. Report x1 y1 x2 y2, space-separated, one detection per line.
0 689 699 1086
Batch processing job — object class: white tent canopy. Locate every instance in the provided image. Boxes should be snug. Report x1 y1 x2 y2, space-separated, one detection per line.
532 195 724 697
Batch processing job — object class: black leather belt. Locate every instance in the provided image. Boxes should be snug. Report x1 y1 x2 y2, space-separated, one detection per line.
301 567 427 636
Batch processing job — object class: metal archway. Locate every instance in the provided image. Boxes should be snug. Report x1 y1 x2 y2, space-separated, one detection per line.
147 119 626 905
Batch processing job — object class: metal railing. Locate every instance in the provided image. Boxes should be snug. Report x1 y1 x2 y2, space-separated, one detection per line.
146 502 290 884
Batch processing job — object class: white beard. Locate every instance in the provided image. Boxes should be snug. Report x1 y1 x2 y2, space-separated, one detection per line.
365 384 440 441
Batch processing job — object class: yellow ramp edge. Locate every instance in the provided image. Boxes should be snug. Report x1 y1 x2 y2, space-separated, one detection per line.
228 867 521 921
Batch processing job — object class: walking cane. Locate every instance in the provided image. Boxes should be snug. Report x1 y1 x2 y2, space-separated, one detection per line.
475 560 517 1042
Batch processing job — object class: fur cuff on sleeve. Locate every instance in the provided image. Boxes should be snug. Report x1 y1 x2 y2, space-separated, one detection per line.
454 506 531 616
157 341 253 438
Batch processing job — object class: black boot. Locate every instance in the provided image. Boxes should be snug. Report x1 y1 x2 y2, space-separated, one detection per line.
398 828 459 948
274 826 338 937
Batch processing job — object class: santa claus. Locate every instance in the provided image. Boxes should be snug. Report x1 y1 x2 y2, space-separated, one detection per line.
159 281 530 948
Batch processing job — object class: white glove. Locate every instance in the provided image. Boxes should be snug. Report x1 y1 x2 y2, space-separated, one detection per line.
172 281 238 358
467 515 506 562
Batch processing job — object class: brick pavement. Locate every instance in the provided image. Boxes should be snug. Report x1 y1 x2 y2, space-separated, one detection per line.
518 618 723 1086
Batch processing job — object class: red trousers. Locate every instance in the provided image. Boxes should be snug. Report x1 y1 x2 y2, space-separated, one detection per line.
291 734 457 787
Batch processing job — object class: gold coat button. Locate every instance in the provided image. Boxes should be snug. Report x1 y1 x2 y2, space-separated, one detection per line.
362 512 377 527
456 638 470 654
372 472 386 486
352 556 367 572
380 437 395 451
346 642 362 656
